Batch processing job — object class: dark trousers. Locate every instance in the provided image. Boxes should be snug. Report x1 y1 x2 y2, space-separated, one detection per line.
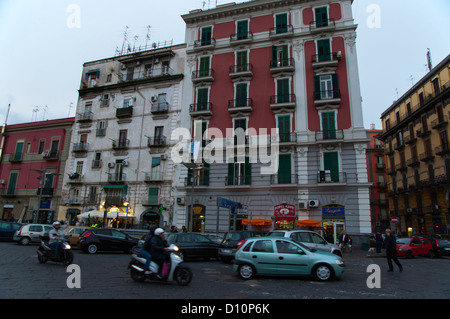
386 250 402 270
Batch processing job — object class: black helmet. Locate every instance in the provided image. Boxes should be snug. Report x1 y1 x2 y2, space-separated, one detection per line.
149 225 157 233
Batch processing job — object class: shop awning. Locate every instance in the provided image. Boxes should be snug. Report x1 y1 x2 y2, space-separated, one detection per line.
242 218 272 226
103 184 128 194
296 219 322 227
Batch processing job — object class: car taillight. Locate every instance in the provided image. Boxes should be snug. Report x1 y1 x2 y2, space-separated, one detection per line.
236 239 246 252
436 241 439 248
17 231 21 236
83 231 92 238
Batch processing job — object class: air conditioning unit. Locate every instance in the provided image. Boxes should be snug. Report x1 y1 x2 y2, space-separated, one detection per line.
160 154 167 160
151 95 158 102
308 200 319 208
108 162 115 168
122 160 129 166
298 201 307 210
177 197 185 205
0 179 5 185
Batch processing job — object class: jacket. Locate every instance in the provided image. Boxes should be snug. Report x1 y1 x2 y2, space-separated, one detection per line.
142 233 153 252
384 234 397 252
150 235 167 258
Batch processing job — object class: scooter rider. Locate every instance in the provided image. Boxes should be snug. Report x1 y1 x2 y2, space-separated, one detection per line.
150 228 170 279
141 225 157 274
49 221 63 258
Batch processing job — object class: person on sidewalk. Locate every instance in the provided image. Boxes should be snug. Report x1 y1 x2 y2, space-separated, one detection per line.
384 229 403 272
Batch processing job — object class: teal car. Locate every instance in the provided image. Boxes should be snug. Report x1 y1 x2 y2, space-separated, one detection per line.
233 237 344 281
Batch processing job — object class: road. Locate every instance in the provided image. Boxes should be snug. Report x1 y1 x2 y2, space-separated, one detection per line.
0 241 449 300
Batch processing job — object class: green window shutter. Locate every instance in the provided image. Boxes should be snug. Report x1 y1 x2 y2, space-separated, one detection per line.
272 46 278 65
331 74 339 98
236 51 248 72
234 118 247 131
236 83 247 106
314 75 320 100
201 26 212 45
275 13 288 33
322 112 336 140
228 163 235 185
7 172 18 195
236 20 248 40
278 115 291 142
278 154 292 184
202 162 210 186
187 168 193 186
148 188 159 205
197 88 209 110
315 7 328 27
277 78 290 103
317 39 331 62
14 142 24 161
244 156 251 185
324 152 339 182
199 56 210 76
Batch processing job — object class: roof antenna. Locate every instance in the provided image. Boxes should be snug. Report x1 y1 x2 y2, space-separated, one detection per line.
426 48 432 72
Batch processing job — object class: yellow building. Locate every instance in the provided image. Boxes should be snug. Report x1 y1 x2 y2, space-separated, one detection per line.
379 54 450 236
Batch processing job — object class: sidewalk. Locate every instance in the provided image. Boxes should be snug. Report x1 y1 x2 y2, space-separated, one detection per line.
340 248 386 259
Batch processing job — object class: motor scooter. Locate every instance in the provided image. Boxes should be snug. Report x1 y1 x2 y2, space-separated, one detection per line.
37 232 74 266
128 244 192 286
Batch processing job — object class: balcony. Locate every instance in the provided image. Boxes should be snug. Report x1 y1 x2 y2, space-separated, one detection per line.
36 188 54 196
116 106 133 118
228 98 253 115
406 156 420 167
76 111 93 123
72 142 88 153
416 127 431 138
184 177 209 187
118 66 174 83
43 150 60 161
151 102 169 114
8 153 23 163
270 174 298 185
193 38 216 51
271 132 297 145
147 136 167 147
311 52 340 70
269 59 295 76
314 89 341 106
395 163 407 172
269 25 294 39
309 19 336 34
270 94 296 112
191 69 215 84
431 115 448 129
144 172 163 182
403 133 417 145
435 144 450 156
92 160 102 168
105 195 125 206
315 130 344 142
225 176 251 186
419 151 434 162
108 173 126 183
112 139 130 150
189 102 213 118
229 32 253 45
317 172 347 183
229 64 253 80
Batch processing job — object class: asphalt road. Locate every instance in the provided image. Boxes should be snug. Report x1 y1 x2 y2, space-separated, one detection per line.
1 241 449 300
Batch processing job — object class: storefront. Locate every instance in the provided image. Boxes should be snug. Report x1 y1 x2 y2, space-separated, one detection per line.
274 204 296 230
322 205 345 244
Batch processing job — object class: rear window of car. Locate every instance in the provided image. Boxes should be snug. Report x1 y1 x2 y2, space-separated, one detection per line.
0 222 9 229
437 240 450 246
12 224 21 231
29 225 43 232
420 238 430 245
267 232 285 237
225 232 243 241
296 232 312 243
44 226 53 232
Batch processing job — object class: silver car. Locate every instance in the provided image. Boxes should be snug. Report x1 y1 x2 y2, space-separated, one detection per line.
13 224 53 245
267 230 342 257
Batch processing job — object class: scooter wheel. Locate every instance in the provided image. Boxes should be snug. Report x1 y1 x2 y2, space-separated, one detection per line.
130 267 146 283
37 253 47 264
62 251 74 266
174 267 192 286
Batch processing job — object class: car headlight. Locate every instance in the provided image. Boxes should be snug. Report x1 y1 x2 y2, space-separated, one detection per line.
335 259 344 266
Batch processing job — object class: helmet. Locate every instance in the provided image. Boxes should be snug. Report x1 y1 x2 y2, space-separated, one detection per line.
154 228 164 236
52 221 61 227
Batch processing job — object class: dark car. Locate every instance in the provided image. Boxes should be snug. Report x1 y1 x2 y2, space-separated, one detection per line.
218 231 267 263
0 221 22 241
427 237 450 257
166 232 219 260
79 228 139 254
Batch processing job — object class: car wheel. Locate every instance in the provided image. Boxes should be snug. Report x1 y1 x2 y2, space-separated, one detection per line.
87 244 98 254
238 264 255 280
313 264 334 281
20 237 30 245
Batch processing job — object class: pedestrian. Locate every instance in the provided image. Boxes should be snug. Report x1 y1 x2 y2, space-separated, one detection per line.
338 231 350 253
384 228 403 272
181 226 187 233
171 225 178 233
375 230 383 254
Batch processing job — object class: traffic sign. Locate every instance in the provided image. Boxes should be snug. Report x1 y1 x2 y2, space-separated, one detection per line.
391 216 398 224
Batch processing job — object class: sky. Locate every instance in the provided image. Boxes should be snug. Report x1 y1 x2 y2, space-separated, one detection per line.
0 0 449 128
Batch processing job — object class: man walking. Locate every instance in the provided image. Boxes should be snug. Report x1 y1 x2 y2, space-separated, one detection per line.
384 229 403 272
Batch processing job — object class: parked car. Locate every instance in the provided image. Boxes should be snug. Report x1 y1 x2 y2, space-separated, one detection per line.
396 237 434 258
14 224 53 245
166 232 219 260
0 221 22 241
218 231 267 263
233 237 344 281
79 228 139 254
62 226 91 247
430 238 450 257
267 230 342 257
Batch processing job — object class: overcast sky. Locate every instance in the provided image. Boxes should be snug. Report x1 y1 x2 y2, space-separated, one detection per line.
0 0 449 128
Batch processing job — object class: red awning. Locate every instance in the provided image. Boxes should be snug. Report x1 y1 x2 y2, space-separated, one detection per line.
296 220 322 227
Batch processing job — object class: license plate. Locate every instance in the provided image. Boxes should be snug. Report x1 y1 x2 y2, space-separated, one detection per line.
222 249 232 253
444 248 450 251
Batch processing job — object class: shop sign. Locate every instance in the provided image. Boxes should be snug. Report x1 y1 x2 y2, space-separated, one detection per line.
322 206 345 218
274 204 295 221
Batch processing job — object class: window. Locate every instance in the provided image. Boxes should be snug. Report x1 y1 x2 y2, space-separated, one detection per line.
276 240 301 254
228 156 251 185
196 88 209 110
151 157 162 180
111 230 127 239
296 232 312 243
199 56 210 77
201 26 212 46
310 233 327 244
38 140 45 154
314 74 339 100
193 234 210 243
278 115 291 142
119 130 128 148
88 186 97 203
251 240 274 253
236 51 248 72
126 67 134 81
13 141 24 161
321 112 336 140
278 154 292 183
93 152 101 168
26 142 31 153
7 172 18 196
106 74 112 83
148 188 159 205
236 20 249 40
317 39 331 62
123 97 133 108
314 7 329 27
275 13 288 34
324 152 339 182
154 126 164 145
101 94 110 107
276 78 290 103
271 44 289 67
235 83 248 107
97 121 106 136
